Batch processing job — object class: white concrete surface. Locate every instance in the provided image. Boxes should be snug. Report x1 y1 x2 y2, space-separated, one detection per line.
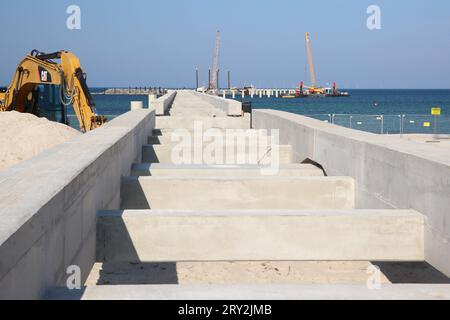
120 176 355 210
130 101 143 110
155 115 251 130
169 91 227 117
46 284 450 300
253 109 450 277
152 91 177 116
130 163 324 177
148 129 272 145
147 94 157 109
97 209 424 262
0 109 155 299
194 92 243 116
141 143 293 164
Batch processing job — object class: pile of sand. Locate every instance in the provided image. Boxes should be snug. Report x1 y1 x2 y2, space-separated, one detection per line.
0 111 80 171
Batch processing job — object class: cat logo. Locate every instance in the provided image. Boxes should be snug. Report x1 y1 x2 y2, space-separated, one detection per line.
38 66 52 83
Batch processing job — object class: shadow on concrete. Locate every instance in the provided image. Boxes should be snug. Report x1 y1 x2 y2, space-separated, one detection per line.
142 145 161 163
120 177 151 209
96 262 179 285
302 158 328 176
372 261 450 284
148 136 162 145
96 211 141 263
45 286 87 300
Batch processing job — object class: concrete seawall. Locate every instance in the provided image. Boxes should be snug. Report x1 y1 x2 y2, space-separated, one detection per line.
0 110 155 299
253 109 450 277
152 91 177 115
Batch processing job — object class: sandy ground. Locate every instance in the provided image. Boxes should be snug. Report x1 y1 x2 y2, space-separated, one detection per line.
86 262 388 286
85 261 450 286
0 111 80 171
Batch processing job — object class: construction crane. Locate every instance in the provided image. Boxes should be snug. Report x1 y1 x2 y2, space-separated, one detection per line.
210 30 220 91
304 32 325 94
281 32 349 98
305 32 317 88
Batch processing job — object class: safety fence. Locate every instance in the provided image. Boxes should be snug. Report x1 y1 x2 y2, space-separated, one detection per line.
306 114 450 135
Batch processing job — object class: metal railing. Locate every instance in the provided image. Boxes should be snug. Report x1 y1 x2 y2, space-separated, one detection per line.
305 114 450 135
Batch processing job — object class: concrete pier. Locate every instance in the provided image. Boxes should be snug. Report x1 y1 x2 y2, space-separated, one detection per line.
90 90 445 299
1 90 450 300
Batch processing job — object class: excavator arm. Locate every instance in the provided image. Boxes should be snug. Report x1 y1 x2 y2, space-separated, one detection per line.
0 50 106 132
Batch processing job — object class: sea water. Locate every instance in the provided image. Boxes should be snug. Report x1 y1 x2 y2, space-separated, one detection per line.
69 89 450 134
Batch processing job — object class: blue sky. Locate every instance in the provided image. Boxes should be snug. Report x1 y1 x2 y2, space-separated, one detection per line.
1 0 449 88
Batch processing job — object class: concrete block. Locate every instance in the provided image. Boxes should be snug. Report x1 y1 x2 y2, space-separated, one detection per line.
120 176 355 210
148 129 271 145
148 94 157 109
141 144 293 165
155 114 251 130
130 101 143 110
96 209 424 262
130 163 324 177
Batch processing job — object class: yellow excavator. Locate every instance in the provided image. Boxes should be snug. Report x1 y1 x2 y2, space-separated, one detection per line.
0 50 106 132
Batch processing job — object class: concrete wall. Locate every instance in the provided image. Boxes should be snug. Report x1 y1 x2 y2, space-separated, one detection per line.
152 91 177 115
194 92 243 116
0 109 155 299
253 109 450 277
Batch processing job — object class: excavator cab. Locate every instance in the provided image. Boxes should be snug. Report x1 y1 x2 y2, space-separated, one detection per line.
34 84 68 124
11 83 68 125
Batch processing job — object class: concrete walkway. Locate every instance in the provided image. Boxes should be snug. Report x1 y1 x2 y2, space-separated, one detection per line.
47 91 450 300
